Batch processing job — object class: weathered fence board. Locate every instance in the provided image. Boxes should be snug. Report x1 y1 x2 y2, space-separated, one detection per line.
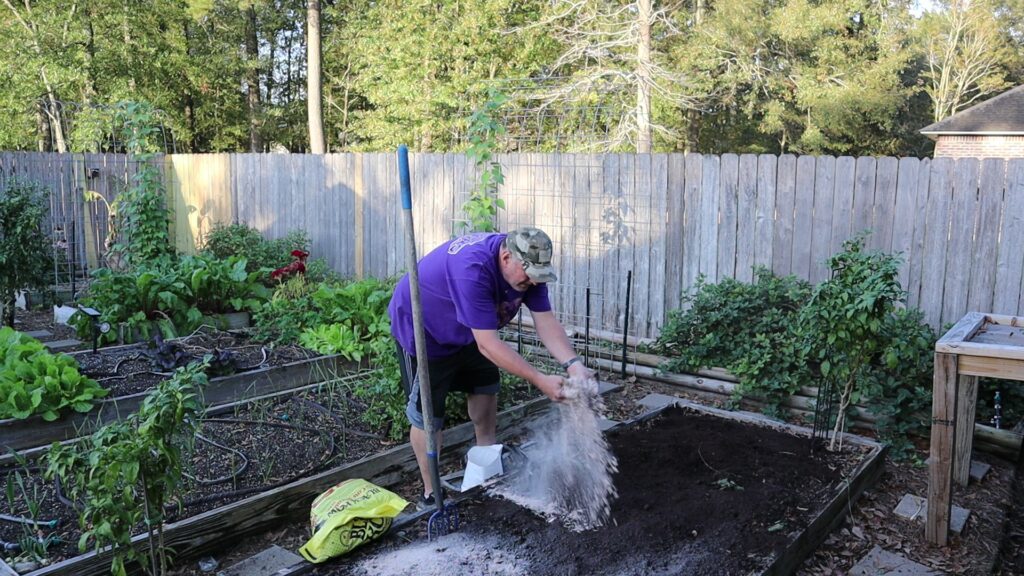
773 154 797 277
735 154 758 283
943 158 980 323
810 156 836 285
994 159 1024 315
718 153 739 282
792 155 816 280
6 152 1024 339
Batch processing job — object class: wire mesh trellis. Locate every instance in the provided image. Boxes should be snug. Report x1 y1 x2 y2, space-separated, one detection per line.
2 100 177 307
455 78 646 380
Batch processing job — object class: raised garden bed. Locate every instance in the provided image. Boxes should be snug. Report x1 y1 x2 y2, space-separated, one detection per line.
327 398 886 576
0 329 347 454
0 379 596 576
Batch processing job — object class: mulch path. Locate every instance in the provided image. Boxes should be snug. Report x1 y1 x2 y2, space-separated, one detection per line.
10 309 83 350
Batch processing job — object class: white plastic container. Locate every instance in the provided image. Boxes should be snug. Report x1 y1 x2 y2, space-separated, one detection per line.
460 444 504 491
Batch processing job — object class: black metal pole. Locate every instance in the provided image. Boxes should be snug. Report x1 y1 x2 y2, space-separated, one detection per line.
517 310 523 356
584 287 591 367
70 219 76 300
621 270 632 380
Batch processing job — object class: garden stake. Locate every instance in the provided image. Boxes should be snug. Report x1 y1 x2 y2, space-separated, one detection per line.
397 145 459 539
621 270 632 379
585 287 591 366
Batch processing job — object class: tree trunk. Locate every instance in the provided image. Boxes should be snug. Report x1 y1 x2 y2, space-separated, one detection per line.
306 0 325 153
247 5 263 152
635 0 652 153
684 0 705 153
2 293 15 328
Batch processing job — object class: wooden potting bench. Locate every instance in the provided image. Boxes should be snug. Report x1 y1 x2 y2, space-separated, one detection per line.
927 312 1024 545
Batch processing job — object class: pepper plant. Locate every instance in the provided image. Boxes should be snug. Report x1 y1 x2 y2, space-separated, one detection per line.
45 361 208 576
799 235 904 451
0 179 53 327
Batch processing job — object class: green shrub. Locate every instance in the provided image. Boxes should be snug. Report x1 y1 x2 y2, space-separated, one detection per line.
859 308 936 457
654 267 811 416
0 179 54 327
654 237 937 454
0 327 107 421
202 223 336 284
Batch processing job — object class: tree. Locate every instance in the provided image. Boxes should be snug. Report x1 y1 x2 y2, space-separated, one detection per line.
0 180 54 327
307 0 325 152
670 0 917 156
920 0 1016 122
520 0 691 152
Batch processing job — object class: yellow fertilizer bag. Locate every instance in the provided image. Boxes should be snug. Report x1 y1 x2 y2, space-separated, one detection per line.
299 479 409 563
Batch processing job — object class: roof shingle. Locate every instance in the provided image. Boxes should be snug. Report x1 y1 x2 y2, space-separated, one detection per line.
920 85 1024 136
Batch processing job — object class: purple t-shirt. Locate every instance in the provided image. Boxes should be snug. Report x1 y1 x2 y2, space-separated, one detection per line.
389 233 552 357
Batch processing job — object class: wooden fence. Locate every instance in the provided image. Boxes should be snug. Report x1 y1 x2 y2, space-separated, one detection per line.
2 152 1023 340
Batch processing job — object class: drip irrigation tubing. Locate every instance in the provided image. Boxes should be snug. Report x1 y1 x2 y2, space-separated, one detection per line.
292 397 384 439
182 434 249 485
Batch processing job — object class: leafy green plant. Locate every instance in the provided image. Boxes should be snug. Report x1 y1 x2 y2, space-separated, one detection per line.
178 254 268 314
300 323 365 362
45 361 208 576
70 266 194 344
71 254 269 344
800 235 904 450
859 308 936 458
459 87 508 234
0 179 54 327
0 327 107 421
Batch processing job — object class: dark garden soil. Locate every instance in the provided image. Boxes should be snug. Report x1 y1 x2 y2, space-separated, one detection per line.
0 370 546 570
1 381 397 565
72 328 319 397
325 406 858 576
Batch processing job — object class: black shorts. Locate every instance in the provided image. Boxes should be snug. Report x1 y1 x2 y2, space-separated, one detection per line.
396 340 500 430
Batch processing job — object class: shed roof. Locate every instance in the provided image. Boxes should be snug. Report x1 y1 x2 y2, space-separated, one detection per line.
920 85 1024 138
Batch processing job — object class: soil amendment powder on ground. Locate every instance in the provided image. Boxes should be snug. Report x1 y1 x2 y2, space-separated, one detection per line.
490 376 618 531
348 533 527 576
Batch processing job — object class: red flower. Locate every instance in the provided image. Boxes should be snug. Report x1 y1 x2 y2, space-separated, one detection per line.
271 250 310 281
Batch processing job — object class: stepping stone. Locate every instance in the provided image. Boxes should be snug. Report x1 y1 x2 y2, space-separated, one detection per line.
849 545 942 575
924 458 991 484
220 545 303 576
894 494 970 535
970 460 991 483
637 393 681 411
42 339 81 352
22 330 53 339
598 417 621 432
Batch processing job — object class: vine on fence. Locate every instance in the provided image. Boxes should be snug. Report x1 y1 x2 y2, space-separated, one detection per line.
85 102 174 270
459 87 508 234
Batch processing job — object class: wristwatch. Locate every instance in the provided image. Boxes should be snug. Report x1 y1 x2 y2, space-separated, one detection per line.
560 356 582 371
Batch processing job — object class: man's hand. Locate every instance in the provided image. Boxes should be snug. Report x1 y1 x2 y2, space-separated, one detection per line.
534 373 566 402
567 361 596 382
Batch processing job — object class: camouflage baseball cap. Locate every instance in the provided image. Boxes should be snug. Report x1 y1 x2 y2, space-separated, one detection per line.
506 227 558 283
